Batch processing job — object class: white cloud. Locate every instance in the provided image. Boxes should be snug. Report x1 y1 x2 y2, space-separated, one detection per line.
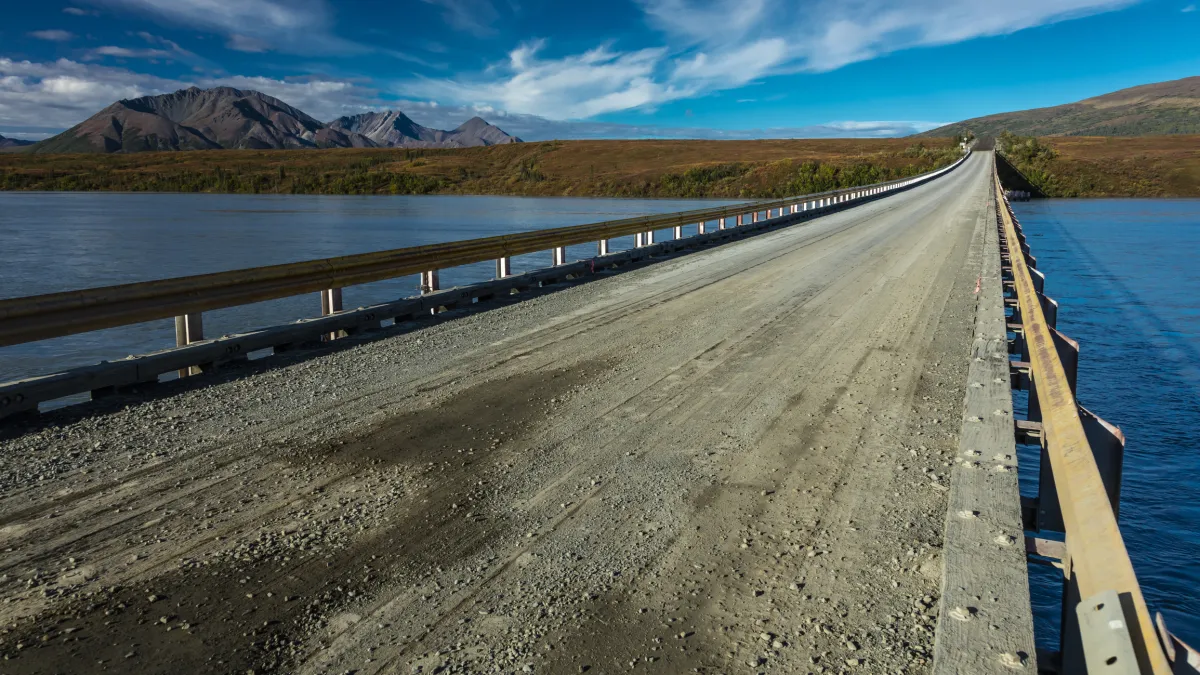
404 0 1139 121
1183 3 1196 11
407 41 681 119
62 7 99 16
29 30 76 42
0 58 382 132
396 99 942 139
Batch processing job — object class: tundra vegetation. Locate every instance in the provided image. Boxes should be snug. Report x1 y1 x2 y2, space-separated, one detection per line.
997 131 1200 197
0 139 961 198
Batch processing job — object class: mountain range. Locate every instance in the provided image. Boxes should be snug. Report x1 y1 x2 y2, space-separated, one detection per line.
30 86 520 154
0 133 34 149
920 76 1200 137
328 111 522 148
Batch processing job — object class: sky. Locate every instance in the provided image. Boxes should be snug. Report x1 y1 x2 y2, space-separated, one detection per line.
0 0 1197 141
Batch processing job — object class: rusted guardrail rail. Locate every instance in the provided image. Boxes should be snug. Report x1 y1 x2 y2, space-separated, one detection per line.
0 153 968 418
994 166 1195 673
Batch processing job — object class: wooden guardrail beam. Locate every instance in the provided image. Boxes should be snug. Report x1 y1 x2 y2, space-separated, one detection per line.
994 171 1169 673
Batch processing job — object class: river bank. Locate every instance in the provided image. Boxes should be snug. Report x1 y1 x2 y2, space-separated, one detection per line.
0 138 958 198
998 133 1200 197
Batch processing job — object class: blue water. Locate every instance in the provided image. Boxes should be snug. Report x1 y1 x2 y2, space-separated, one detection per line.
1011 198 1200 649
0 192 741 386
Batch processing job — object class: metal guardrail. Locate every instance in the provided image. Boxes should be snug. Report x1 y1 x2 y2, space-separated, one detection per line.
994 166 1174 674
0 153 969 418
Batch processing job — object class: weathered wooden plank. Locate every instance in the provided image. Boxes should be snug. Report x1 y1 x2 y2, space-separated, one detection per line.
934 175 1038 673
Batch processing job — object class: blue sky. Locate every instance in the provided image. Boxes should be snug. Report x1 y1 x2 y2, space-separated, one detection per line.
0 0 1197 140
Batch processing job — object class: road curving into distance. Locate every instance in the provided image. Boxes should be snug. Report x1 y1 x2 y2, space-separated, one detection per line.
0 152 994 673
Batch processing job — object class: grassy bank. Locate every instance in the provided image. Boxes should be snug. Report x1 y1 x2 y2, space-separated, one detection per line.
0 139 960 198
998 132 1200 197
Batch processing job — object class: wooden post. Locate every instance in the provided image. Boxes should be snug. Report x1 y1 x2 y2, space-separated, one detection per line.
718 217 726 230
736 214 743 227
174 313 204 377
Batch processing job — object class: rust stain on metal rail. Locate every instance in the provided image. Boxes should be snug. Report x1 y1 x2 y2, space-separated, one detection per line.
994 171 1169 673
0 157 964 347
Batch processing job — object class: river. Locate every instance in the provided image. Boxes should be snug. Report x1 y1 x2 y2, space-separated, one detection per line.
0 192 741 384
1012 198 1200 650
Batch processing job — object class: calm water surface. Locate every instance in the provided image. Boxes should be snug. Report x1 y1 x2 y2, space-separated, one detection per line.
1011 199 1200 648
0 192 741 383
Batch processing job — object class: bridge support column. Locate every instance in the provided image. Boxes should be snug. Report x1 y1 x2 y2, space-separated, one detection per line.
174 313 206 377
496 256 512 278
552 246 567 266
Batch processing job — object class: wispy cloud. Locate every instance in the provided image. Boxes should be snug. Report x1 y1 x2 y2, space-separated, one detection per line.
1183 3 1196 11
397 99 944 139
87 0 429 63
84 32 207 66
62 7 99 16
404 0 1139 121
420 0 501 37
29 30 76 42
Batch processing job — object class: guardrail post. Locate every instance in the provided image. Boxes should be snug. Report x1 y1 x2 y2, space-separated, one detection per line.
1080 407 1126 519
496 256 512 278
718 217 726 230
673 225 683 240
552 246 567 266
174 313 205 377
736 214 743 226
320 288 345 341
598 239 610 256
698 221 707 234
752 211 759 223
420 270 439 294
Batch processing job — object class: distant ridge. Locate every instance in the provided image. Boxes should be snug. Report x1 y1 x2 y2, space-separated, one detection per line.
919 76 1200 137
0 133 34 149
29 86 521 154
327 111 522 148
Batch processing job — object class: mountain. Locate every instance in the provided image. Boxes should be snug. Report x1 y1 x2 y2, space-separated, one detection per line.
0 133 34 148
33 86 377 153
327 111 522 148
919 76 1200 137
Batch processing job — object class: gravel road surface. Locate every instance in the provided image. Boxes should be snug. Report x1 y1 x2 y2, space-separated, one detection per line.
0 153 994 674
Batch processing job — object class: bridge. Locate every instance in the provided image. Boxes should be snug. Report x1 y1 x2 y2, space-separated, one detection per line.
0 151 1191 673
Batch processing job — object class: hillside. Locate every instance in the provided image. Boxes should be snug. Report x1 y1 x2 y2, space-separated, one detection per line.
0 138 959 197
920 76 1200 137
327 111 521 148
997 133 1200 197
